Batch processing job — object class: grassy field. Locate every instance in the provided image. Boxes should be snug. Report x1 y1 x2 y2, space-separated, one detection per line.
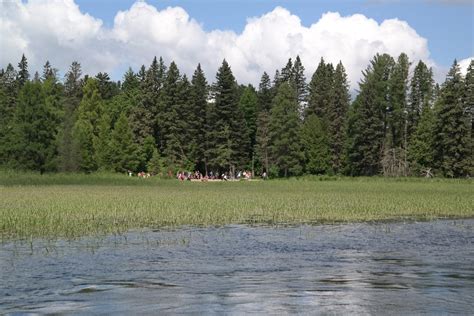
0 172 473 240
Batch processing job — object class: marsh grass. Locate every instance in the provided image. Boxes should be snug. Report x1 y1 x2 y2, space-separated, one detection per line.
0 172 472 240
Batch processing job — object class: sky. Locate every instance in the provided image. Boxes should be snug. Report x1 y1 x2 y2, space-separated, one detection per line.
1 0 473 89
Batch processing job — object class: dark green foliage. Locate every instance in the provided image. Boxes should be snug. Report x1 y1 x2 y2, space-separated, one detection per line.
73 79 103 172
93 113 113 170
257 72 272 112
408 106 435 175
302 115 330 174
347 54 394 176
0 64 18 164
207 60 247 172
433 60 471 177
387 53 410 149
42 60 58 82
95 72 119 100
306 57 334 119
464 60 474 173
239 85 258 158
269 82 303 177
147 148 166 175
255 110 271 173
292 55 308 107
328 62 350 174
190 64 208 172
408 60 434 140
17 54 29 87
109 112 140 172
7 81 59 173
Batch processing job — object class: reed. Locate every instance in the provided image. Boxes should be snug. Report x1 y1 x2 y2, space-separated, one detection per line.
1 173 472 240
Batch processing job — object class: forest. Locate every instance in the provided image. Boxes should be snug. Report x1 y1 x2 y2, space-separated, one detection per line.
0 53 472 178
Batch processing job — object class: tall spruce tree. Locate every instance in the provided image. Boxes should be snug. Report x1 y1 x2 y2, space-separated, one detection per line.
8 81 59 173
73 79 103 172
207 60 247 172
306 57 334 119
292 55 308 109
301 114 330 174
408 105 435 175
407 60 434 140
464 60 474 172
328 61 350 174
191 64 208 172
268 82 303 177
239 85 259 163
257 72 272 113
347 54 394 176
433 60 471 177
109 112 140 172
17 54 29 87
0 64 18 165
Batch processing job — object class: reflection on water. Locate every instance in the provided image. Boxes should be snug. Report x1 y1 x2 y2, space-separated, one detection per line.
1 220 473 314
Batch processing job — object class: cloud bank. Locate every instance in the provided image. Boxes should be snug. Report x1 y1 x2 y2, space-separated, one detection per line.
1 0 469 88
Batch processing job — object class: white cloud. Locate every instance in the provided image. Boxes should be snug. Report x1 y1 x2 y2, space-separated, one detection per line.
0 0 443 89
459 57 473 76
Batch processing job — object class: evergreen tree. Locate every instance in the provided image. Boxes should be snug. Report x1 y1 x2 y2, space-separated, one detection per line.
347 54 394 176
301 115 331 174
407 60 434 140
464 60 474 172
93 113 113 170
257 72 272 113
58 61 83 172
17 54 29 87
147 148 166 176
0 64 18 165
306 57 334 119
328 61 350 174
8 81 59 172
109 112 140 172
387 53 410 149
95 72 119 100
42 60 58 82
292 55 308 108
207 60 247 172
268 82 303 177
433 60 471 177
408 106 435 175
73 79 103 172
239 85 258 162
191 64 208 172
255 110 271 174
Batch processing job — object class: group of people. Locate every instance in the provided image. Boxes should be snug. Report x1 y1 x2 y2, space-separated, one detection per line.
176 170 255 181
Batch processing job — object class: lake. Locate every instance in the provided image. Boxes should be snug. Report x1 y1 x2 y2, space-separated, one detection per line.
1 219 473 314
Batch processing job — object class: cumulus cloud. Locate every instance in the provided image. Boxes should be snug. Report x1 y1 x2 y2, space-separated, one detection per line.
0 0 442 89
459 57 473 76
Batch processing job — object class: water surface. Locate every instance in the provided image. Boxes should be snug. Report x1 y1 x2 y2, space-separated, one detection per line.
1 220 473 314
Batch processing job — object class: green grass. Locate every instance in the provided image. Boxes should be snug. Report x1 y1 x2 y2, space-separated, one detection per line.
0 172 473 240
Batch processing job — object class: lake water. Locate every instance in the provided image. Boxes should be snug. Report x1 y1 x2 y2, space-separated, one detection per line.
1 220 473 314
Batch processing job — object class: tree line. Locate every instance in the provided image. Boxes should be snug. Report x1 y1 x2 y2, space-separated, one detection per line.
0 53 472 177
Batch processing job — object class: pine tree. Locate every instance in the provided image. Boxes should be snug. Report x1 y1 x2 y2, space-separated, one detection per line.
387 53 410 149
328 61 350 174
207 60 247 173
8 81 59 173
347 54 394 176
95 72 119 100
73 79 103 172
42 60 58 82
257 72 272 113
191 64 208 172
255 110 271 174
464 60 474 173
0 64 18 165
306 57 334 119
268 82 303 177
433 60 471 177
93 113 113 170
239 85 258 162
17 54 29 87
408 106 435 175
292 55 308 109
147 148 166 176
301 115 330 174
407 60 434 141
109 112 140 172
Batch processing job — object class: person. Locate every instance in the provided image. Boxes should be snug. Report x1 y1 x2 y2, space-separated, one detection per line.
262 171 267 180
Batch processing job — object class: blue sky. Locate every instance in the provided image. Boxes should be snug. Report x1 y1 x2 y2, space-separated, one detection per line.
75 0 473 68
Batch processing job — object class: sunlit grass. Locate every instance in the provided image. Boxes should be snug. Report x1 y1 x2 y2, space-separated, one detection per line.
0 173 472 240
